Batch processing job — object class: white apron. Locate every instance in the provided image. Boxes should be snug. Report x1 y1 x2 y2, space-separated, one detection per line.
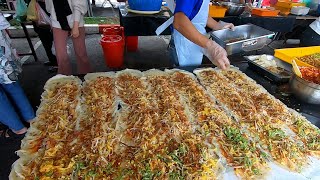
156 0 210 66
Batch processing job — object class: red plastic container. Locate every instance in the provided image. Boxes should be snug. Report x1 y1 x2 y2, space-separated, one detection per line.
126 36 138 52
99 25 124 37
99 25 139 52
100 35 124 68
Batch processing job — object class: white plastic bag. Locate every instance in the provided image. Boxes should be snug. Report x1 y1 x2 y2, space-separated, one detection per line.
67 45 71 55
51 43 71 56
36 3 51 26
51 42 55 55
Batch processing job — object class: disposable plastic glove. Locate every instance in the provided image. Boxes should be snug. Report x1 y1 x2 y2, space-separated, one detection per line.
202 40 230 70
218 21 235 31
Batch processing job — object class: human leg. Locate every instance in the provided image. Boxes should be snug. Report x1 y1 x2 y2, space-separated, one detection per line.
38 27 57 65
36 2 57 65
32 19 57 66
72 27 91 74
1 82 35 122
0 85 27 133
52 28 72 75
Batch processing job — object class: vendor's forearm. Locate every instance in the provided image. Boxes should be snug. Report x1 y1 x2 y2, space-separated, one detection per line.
206 15 220 30
173 12 210 48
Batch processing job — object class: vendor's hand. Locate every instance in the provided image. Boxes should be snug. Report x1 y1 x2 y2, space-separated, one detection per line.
203 40 230 70
218 21 235 31
71 26 80 38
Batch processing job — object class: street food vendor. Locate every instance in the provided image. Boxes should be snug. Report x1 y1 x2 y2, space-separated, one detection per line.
157 0 235 69
300 17 320 46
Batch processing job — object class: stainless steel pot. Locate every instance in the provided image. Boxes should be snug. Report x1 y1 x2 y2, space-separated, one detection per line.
220 2 246 16
289 73 320 105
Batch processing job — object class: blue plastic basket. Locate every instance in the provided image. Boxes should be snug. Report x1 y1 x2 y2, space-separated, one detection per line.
128 0 163 11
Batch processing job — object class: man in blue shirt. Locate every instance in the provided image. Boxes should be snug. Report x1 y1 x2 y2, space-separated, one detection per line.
166 0 234 69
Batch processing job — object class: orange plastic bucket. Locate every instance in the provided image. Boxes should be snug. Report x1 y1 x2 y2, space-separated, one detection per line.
100 35 124 68
126 36 138 52
99 25 124 38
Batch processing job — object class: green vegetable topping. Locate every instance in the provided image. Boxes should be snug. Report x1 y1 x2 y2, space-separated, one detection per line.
252 168 261 175
169 171 184 180
87 170 97 177
308 138 320 150
116 168 133 180
223 127 249 150
103 163 115 175
45 171 53 177
74 162 86 172
243 156 253 168
157 154 170 163
140 163 162 180
268 128 286 140
261 152 269 159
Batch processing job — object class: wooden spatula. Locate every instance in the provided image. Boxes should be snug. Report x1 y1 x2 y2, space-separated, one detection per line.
292 59 302 78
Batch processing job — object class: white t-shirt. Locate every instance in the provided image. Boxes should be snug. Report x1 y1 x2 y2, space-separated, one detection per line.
310 17 320 36
45 0 87 29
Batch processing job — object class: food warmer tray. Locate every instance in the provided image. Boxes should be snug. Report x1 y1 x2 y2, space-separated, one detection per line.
244 55 292 83
210 24 275 55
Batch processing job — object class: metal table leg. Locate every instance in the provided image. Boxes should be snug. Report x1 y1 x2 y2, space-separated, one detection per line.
87 0 93 17
21 22 38 62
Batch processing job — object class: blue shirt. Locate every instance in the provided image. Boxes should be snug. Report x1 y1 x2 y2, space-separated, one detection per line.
174 0 203 20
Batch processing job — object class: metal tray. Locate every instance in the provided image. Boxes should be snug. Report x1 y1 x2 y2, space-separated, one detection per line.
244 55 292 83
210 24 275 55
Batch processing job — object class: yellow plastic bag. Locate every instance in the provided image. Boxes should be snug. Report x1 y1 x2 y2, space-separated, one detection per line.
27 0 38 21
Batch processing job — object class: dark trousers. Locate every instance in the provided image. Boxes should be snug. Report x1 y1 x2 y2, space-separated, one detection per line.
300 27 320 47
32 1 57 64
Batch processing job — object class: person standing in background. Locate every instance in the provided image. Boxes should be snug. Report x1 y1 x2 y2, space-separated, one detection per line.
45 0 91 75
25 0 58 70
0 12 35 137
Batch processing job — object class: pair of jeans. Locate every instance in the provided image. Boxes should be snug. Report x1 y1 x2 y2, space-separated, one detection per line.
0 82 35 131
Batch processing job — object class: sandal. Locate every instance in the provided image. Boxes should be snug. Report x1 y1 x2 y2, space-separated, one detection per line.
0 128 27 139
0 129 10 138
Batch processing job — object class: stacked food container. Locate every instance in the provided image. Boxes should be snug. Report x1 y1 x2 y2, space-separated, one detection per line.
274 46 320 104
